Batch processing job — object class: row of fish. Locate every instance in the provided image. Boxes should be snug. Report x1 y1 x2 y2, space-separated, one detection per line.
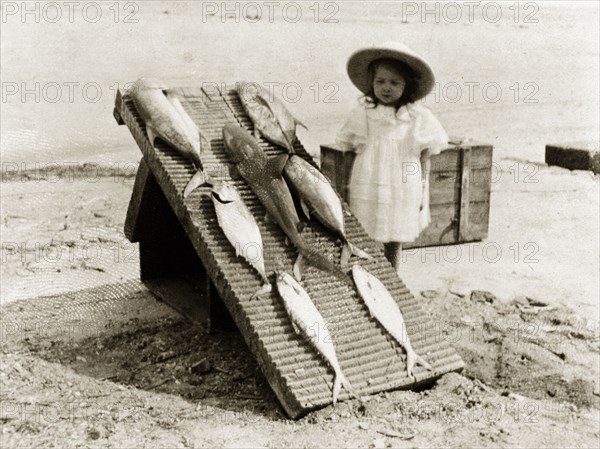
276 264 433 404
126 78 432 404
127 78 369 283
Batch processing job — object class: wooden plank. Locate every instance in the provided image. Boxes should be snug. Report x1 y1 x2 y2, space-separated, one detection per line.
124 158 150 242
459 147 471 241
545 142 600 174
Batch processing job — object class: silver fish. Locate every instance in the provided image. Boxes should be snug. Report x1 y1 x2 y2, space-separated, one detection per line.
352 265 433 379
211 181 271 299
222 123 349 283
127 78 210 198
283 155 371 267
236 81 307 153
275 271 356 404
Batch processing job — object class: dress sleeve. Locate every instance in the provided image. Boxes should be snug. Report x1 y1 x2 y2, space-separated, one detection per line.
335 105 368 154
407 102 449 156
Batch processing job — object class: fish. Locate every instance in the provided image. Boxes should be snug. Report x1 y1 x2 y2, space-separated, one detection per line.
236 81 307 153
127 77 210 198
222 123 348 283
352 265 433 379
275 271 356 404
211 180 271 299
283 155 371 268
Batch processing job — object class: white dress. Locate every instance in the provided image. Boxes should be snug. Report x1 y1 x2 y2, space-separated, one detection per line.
335 101 448 243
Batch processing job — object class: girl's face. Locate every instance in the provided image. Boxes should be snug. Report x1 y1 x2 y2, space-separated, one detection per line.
372 63 406 106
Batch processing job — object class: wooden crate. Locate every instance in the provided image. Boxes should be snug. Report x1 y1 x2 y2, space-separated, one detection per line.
320 141 493 248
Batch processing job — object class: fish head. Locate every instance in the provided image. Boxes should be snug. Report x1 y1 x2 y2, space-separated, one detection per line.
222 123 261 164
236 81 261 104
210 181 238 204
351 264 365 279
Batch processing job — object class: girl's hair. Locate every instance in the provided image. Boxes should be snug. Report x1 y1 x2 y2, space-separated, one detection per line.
361 58 418 110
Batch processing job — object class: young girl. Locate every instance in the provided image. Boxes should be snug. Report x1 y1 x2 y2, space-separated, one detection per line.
335 42 448 271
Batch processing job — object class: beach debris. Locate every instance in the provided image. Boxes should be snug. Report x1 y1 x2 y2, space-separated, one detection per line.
282 154 371 267
470 290 496 303
189 358 212 375
210 180 271 299
127 77 210 198
222 123 348 283
420 289 439 299
275 271 356 404
352 265 433 379
376 428 415 440
236 81 307 153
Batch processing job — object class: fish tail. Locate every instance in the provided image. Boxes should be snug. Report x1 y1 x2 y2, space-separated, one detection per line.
296 240 351 284
332 373 342 405
406 350 433 379
332 371 356 405
340 239 372 268
183 169 209 198
295 116 308 130
250 281 272 300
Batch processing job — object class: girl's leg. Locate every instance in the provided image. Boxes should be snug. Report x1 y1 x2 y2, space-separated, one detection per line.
383 242 403 271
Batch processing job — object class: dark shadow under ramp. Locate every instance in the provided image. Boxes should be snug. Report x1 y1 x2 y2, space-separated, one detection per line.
113 84 464 418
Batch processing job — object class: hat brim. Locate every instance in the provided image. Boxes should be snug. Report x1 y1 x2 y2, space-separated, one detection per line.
347 46 435 102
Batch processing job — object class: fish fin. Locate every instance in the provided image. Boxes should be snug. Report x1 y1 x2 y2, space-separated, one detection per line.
293 254 304 281
297 219 306 234
299 199 311 221
266 154 289 176
291 319 301 335
146 126 157 146
253 127 261 140
250 282 272 300
347 241 372 263
228 164 242 181
183 169 208 198
340 244 352 269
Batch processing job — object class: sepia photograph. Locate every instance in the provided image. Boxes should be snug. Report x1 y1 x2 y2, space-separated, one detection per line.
1 1 598 447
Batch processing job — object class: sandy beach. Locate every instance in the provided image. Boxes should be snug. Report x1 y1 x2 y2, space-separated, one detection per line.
1 1 599 447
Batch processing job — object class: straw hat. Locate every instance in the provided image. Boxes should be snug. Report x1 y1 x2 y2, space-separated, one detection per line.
347 41 435 102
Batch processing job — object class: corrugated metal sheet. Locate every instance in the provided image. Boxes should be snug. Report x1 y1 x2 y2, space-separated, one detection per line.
114 85 464 418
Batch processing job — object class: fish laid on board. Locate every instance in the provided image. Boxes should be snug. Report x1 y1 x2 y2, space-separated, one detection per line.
275 271 356 404
222 123 347 283
236 81 307 153
127 78 210 198
283 155 371 267
211 180 271 299
352 265 433 379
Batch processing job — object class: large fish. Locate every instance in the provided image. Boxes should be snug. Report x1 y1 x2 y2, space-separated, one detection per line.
283 155 371 267
275 271 356 404
211 180 271 299
352 265 433 379
128 78 210 198
236 81 307 153
222 123 347 283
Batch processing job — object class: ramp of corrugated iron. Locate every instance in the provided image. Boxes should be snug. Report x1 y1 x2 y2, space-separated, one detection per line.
114 85 464 418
